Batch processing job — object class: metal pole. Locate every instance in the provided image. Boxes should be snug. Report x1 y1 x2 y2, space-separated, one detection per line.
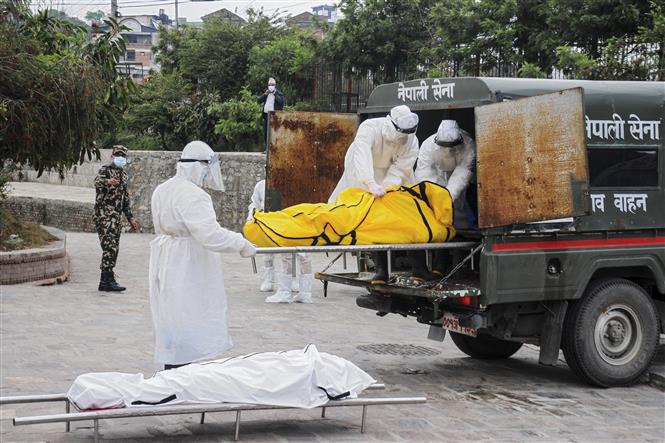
291 253 297 278
360 405 367 433
200 412 205 424
387 250 392 277
174 0 179 29
321 407 326 418
342 252 347 270
251 257 257 274
111 0 117 18
94 419 99 443
65 401 70 432
234 410 241 441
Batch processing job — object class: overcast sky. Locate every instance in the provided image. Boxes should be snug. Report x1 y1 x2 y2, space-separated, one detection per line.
31 0 335 22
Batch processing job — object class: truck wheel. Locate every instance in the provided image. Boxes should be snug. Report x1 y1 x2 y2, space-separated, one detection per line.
562 278 659 387
449 332 523 359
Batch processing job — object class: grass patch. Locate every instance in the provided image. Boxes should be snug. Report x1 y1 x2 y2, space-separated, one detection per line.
0 207 58 251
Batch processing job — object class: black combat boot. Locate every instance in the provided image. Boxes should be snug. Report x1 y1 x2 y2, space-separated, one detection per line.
409 251 442 282
370 252 389 284
98 270 126 292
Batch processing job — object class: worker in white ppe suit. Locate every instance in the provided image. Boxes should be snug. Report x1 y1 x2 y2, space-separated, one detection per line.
247 179 314 303
150 141 257 370
328 105 419 284
328 104 419 203
411 119 476 279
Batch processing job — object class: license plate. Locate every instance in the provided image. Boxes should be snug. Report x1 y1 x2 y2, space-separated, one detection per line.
441 312 477 337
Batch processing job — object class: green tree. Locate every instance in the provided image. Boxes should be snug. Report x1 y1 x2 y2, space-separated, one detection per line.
0 4 132 175
247 32 318 104
428 0 519 76
210 87 263 152
125 72 193 150
85 9 106 23
325 0 434 83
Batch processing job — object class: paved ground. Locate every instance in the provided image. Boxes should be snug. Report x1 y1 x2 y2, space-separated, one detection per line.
7 182 95 203
1 232 664 443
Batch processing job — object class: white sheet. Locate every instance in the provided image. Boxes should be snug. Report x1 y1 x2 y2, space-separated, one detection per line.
67 345 376 410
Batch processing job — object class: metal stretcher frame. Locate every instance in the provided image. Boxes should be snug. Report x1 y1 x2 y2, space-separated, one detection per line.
251 241 480 277
2 384 427 443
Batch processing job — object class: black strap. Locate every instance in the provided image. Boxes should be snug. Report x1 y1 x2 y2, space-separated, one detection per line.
318 387 351 401
131 394 177 406
418 182 432 210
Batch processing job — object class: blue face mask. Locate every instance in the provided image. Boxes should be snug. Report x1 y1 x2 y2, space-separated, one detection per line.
113 156 127 168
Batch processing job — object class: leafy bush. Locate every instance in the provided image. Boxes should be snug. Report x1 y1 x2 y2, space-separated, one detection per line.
210 87 263 152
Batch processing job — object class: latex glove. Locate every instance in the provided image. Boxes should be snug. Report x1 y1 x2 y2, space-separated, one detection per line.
368 182 386 198
240 241 257 258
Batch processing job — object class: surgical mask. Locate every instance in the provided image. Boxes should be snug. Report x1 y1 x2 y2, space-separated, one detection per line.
113 157 126 168
268 85 276 92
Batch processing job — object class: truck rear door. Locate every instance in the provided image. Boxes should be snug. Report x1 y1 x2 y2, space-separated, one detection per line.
266 111 359 211
474 87 590 228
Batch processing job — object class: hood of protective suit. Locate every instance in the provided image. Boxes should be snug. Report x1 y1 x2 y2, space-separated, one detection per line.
435 120 463 148
383 105 418 144
176 141 225 191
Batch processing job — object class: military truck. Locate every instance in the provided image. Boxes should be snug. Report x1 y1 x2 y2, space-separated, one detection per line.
264 78 665 387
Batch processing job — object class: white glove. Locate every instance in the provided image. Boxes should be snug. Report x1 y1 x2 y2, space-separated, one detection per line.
368 182 386 198
240 241 257 258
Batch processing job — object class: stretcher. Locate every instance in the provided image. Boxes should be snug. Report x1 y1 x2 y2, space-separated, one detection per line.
252 240 483 300
1 384 426 442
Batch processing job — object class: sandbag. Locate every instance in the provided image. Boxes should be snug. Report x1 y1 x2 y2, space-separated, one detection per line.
244 181 455 247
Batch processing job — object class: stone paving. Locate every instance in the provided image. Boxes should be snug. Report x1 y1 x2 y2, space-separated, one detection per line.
1 232 664 442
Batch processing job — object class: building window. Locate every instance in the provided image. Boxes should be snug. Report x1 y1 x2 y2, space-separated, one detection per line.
588 148 658 188
126 50 136 61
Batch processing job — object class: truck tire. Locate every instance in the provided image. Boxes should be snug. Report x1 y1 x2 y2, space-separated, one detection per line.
449 331 523 359
562 278 659 387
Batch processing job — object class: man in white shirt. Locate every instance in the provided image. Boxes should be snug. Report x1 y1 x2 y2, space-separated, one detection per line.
257 77 285 145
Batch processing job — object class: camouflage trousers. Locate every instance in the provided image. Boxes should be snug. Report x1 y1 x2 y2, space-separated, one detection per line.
96 219 122 272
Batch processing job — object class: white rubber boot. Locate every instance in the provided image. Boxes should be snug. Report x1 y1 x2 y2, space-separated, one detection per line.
259 267 274 292
265 273 295 303
293 274 314 303
291 277 300 292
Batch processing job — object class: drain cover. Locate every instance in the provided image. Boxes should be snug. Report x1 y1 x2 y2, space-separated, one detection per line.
357 344 440 356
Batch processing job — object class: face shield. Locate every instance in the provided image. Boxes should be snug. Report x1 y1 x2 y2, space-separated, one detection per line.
434 120 463 148
177 141 225 191
384 106 419 144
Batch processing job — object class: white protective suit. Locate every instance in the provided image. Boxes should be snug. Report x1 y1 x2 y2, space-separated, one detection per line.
150 141 256 365
68 345 376 410
328 105 419 203
247 180 313 303
247 180 274 292
415 120 476 228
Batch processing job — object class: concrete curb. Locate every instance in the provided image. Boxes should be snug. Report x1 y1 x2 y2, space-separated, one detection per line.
0 226 69 285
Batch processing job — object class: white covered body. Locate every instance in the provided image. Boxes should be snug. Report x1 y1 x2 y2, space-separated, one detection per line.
67 345 376 410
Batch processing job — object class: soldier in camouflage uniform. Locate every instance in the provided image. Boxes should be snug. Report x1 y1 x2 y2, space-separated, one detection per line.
94 145 139 292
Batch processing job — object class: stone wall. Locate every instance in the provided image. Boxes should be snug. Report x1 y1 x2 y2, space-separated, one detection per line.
15 149 111 188
123 151 266 233
12 151 267 233
5 197 96 232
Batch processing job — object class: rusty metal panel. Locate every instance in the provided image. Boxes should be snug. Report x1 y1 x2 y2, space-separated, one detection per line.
266 111 359 210
475 88 589 228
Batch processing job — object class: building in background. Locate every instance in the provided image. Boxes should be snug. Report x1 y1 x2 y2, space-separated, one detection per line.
114 9 173 81
312 4 338 23
201 8 246 25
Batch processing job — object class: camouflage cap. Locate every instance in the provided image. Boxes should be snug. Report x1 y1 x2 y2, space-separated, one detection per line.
112 145 128 156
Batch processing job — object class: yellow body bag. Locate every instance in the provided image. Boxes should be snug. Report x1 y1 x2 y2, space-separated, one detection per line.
243 181 456 247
